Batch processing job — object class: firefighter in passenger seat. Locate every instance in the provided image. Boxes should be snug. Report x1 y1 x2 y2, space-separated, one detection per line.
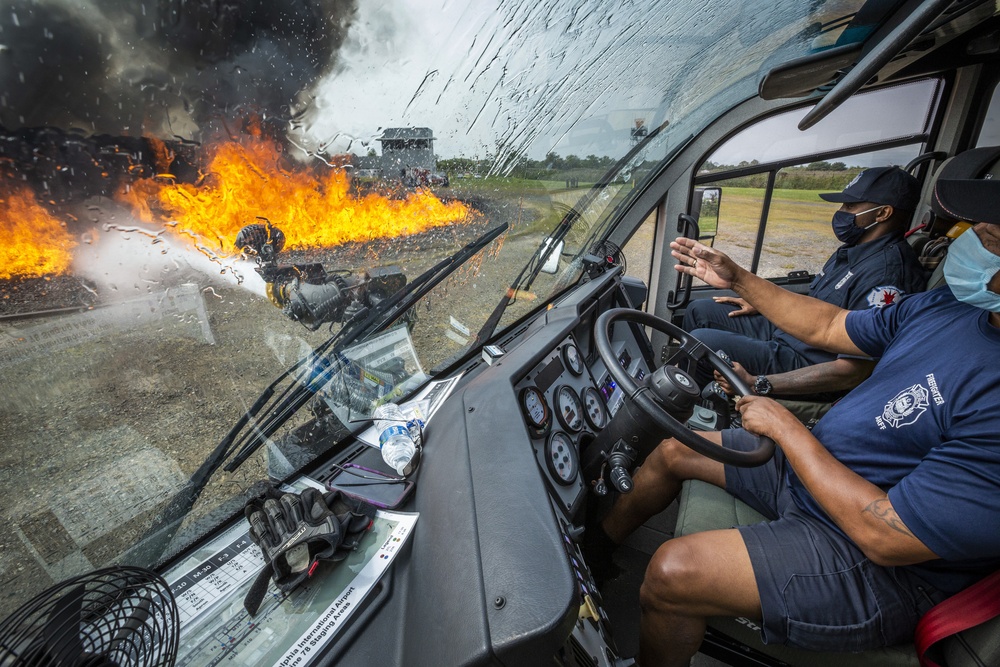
683 166 926 389
589 159 1000 667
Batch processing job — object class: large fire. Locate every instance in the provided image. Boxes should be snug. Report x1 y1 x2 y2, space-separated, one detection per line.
1 128 474 280
119 132 473 256
0 186 78 280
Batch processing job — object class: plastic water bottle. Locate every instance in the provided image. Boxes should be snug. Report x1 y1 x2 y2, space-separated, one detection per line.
373 402 416 476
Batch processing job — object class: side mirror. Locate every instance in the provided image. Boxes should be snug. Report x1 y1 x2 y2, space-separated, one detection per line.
540 238 564 274
691 187 721 245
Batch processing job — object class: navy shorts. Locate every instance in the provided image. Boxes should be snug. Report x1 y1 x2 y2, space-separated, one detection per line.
721 429 940 652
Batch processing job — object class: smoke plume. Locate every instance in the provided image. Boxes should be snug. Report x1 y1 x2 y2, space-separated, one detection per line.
0 0 358 139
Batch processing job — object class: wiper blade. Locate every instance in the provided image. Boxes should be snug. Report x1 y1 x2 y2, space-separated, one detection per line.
474 121 673 346
473 216 576 346
220 221 509 472
135 223 508 558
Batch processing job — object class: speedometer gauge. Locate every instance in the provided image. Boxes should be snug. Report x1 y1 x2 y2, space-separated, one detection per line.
562 343 584 376
554 385 584 432
546 431 578 485
582 387 608 430
519 386 550 436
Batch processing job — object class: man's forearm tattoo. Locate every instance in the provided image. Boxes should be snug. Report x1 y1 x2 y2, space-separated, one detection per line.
862 498 916 538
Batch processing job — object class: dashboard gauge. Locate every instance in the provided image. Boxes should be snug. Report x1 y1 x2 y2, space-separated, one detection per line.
519 386 551 434
562 343 584 376
546 431 579 485
554 385 584 432
582 387 608 430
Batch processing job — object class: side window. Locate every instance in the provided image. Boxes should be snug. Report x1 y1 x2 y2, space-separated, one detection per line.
755 150 923 278
695 79 941 278
623 209 657 287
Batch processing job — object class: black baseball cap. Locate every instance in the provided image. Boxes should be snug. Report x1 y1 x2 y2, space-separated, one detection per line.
819 166 921 211
931 146 1000 225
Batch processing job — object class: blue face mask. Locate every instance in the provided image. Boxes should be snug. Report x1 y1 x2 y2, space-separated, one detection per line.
943 229 1000 312
832 206 882 245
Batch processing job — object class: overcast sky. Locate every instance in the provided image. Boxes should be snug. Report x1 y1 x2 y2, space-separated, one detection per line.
296 0 671 162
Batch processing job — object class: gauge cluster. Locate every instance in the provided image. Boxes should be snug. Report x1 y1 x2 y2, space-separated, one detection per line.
515 338 611 514
513 321 652 517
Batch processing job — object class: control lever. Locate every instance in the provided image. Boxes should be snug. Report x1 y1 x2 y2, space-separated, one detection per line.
703 349 735 429
607 441 637 494
592 439 638 495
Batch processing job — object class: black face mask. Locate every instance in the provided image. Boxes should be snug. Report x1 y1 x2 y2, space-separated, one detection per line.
831 206 882 245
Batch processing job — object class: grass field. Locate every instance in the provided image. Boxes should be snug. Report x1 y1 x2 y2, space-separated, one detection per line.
711 186 842 277
446 178 844 280
449 176 606 241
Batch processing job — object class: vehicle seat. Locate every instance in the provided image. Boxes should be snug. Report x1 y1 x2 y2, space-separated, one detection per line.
675 479 1000 667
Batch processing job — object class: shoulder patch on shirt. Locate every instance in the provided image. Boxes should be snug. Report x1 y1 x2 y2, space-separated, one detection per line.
866 285 902 307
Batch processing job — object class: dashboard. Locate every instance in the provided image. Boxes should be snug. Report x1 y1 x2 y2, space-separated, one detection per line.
165 268 654 667
363 267 656 667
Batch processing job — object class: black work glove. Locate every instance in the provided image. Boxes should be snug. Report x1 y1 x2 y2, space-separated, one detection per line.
243 484 376 616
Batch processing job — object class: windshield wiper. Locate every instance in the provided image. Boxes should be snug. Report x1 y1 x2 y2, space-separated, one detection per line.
473 214 577 347
474 121 672 346
220 221 509 472
131 223 509 563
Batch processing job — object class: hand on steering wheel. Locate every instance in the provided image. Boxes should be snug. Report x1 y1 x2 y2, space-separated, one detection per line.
595 308 774 467
713 360 755 397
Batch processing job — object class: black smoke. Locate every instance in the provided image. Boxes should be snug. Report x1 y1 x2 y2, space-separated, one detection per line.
0 0 358 138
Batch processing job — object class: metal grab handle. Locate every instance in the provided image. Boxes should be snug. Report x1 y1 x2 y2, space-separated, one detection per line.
665 213 700 309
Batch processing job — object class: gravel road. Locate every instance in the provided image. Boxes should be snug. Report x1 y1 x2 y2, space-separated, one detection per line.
0 189 531 615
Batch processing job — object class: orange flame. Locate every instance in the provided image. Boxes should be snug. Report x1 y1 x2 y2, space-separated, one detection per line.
120 133 473 254
0 186 77 280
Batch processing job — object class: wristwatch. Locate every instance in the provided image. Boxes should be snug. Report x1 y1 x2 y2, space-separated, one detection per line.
753 375 773 396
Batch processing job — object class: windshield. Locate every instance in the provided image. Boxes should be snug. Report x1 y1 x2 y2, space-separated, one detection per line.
0 0 865 614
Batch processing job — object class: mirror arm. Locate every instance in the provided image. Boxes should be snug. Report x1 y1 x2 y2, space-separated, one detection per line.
797 0 951 131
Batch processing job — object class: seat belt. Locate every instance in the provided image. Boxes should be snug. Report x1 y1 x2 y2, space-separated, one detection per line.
915 569 1000 667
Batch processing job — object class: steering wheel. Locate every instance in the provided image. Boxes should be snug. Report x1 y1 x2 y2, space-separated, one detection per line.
595 308 774 467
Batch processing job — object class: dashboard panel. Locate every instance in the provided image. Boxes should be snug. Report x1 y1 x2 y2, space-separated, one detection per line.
156 269 657 667
513 319 652 521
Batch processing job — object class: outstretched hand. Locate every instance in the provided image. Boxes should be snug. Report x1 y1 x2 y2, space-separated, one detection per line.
669 238 742 289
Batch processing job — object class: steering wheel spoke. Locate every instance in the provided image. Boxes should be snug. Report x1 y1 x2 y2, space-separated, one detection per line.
595 308 774 467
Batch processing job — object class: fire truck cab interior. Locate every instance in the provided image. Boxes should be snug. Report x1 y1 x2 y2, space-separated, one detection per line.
5 1 1000 667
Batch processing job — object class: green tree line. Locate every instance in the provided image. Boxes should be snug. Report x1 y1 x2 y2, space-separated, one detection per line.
439 152 617 182
438 155 867 190
700 160 864 190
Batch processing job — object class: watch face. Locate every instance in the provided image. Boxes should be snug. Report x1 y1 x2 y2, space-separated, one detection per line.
754 375 771 395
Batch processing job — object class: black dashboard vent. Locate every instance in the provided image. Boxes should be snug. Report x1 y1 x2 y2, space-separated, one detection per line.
499 324 530 348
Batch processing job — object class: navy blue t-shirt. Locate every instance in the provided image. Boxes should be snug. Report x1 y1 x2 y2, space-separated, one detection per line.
787 286 1000 594
775 233 927 364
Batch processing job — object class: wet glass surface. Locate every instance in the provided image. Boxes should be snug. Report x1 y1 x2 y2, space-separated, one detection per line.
0 0 864 616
